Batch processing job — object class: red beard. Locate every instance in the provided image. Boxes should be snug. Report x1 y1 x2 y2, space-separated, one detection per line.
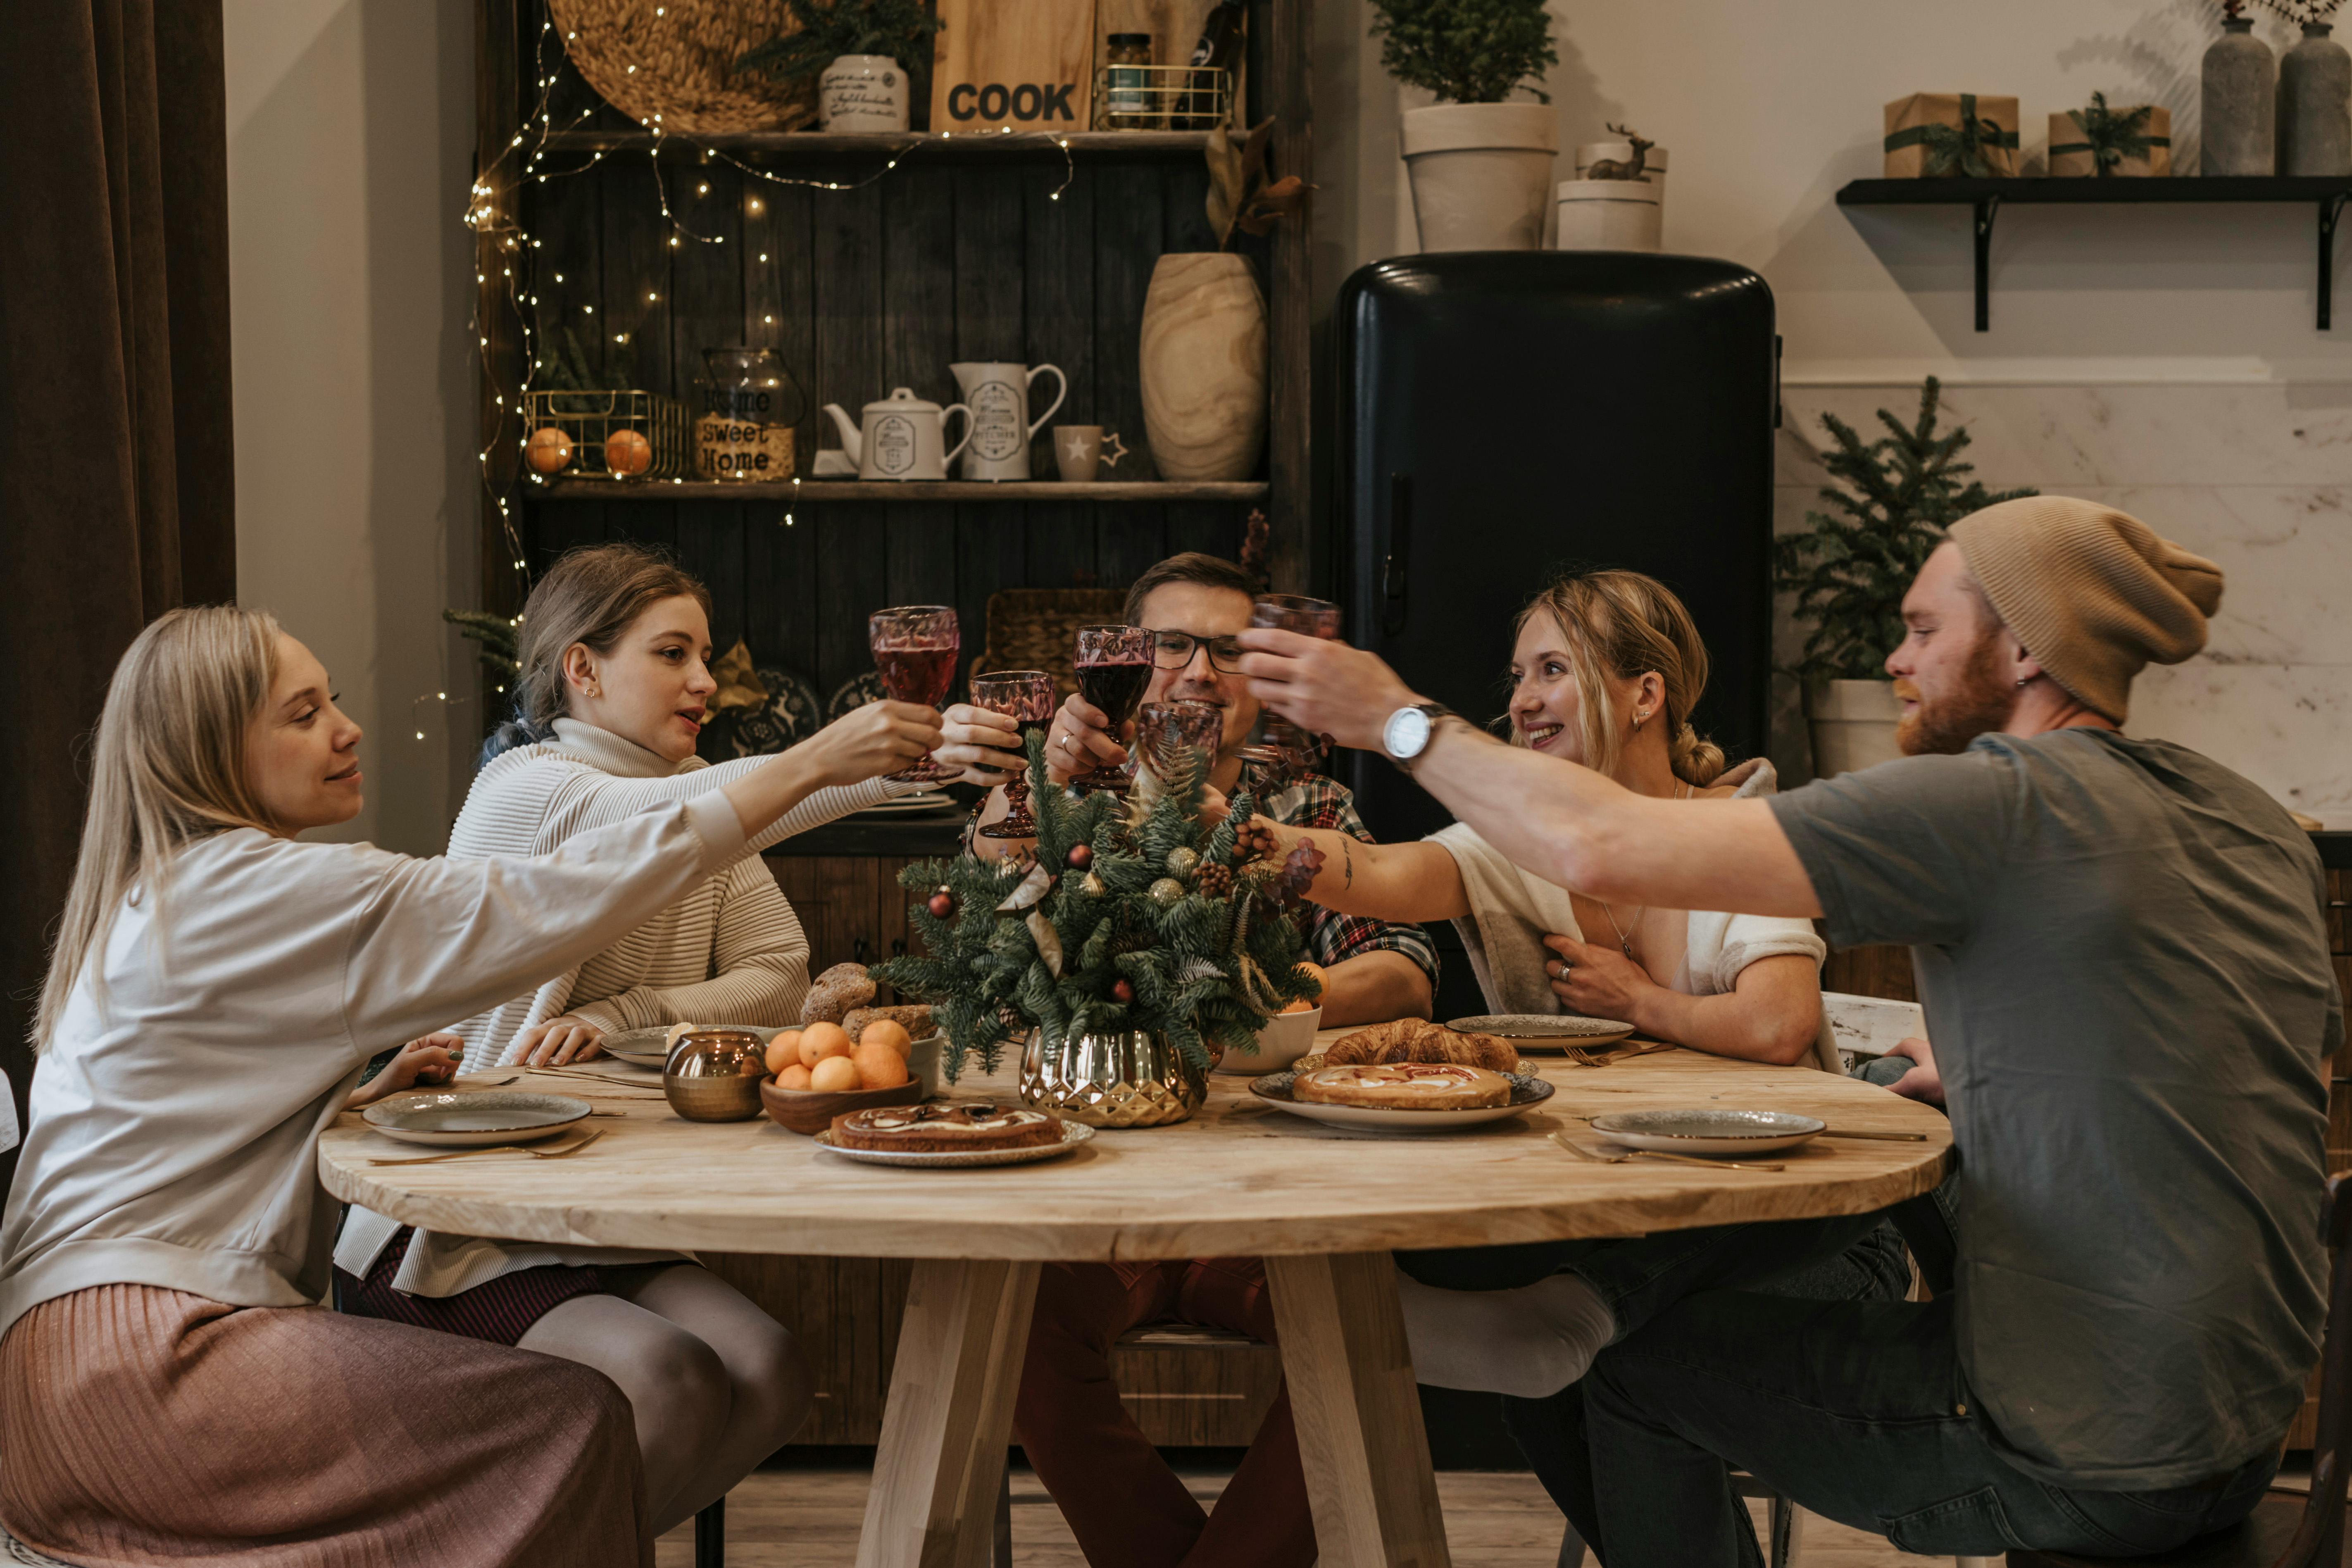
1896 631 2016 757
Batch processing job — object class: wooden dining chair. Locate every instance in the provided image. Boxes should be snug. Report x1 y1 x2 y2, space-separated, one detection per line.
2006 1172 2352 1568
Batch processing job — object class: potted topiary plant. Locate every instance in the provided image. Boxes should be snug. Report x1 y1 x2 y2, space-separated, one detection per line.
736 0 945 133
1369 0 1560 250
1772 377 2035 776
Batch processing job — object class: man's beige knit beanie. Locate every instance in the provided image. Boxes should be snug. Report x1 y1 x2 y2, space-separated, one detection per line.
1949 496 2223 723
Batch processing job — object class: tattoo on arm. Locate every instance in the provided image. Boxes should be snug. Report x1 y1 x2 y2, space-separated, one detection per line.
1341 838 1354 890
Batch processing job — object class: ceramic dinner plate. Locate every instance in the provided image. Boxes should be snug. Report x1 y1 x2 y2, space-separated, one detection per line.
812 1120 1095 1168
363 1090 592 1147
603 1025 781 1069
1248 1070 1555 1132
1448 1014 1637 1050
1588 1108 1826 1156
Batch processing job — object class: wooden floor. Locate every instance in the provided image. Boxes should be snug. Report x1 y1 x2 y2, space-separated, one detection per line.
653 1461 1950 1566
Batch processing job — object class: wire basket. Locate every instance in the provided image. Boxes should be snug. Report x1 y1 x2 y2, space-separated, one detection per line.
520 389 692 483
1092 64 1232 132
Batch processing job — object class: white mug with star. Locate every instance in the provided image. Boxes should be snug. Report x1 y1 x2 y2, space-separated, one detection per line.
1053 425 1128 483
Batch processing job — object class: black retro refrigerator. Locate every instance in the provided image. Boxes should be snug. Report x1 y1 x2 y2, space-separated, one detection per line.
1333 251 1777 1023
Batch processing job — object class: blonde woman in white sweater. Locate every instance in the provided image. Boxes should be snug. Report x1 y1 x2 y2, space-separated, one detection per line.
334 544 1023 1531
0 604 941 1565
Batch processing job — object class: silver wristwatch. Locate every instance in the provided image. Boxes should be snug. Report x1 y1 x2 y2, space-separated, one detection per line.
1381 702 1454 772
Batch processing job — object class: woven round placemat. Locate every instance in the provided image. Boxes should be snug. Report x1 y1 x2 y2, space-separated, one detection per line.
550 0 817 136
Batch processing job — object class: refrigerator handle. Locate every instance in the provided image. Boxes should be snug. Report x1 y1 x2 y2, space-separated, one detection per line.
1381 472 1412 636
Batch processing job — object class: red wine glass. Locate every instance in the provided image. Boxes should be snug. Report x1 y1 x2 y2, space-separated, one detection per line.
1137 699 1224 784
868 605 959 784
971 670 1057 839
1071 625 1155 795
1237 594 1341 775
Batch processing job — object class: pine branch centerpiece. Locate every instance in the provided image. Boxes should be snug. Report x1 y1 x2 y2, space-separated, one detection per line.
873 734 1322 1100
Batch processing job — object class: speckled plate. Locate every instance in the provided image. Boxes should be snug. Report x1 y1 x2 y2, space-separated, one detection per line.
1248 1068 1554 1131
1449 1014 1637 1050
1588 1108 1826 1156
812 1119 1095 1168
363 1090 591 1147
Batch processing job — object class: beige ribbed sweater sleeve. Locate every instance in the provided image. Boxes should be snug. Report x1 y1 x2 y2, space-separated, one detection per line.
564 857 811 1035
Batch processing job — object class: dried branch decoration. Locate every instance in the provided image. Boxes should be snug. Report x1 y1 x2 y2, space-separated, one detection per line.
1206 119 1311 252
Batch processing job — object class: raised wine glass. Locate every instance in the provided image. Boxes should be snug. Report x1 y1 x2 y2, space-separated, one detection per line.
971 670 1057 838
1236 594 1341 775
1071 625 1155 795
867 605 959 784
1136 699 1224 786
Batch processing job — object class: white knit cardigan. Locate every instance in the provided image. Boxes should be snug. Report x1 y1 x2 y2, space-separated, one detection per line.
332 721 912 1296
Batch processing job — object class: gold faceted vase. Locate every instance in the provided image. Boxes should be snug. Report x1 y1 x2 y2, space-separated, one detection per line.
1021 1028 1205 1128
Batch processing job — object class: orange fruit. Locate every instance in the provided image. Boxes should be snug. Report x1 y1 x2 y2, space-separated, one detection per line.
1281 996 1316 1014
854 1042 910 1090
764 1030 804 1076
774 1063 814 1091
809 1055 862 1093
859 1019 912 1059
799 1022 853 1067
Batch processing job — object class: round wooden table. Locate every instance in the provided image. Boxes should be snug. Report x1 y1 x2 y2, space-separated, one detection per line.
320 1035 1948 1568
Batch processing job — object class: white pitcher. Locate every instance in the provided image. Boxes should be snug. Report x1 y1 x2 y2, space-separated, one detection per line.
820 388 972 481
949 362 1066 481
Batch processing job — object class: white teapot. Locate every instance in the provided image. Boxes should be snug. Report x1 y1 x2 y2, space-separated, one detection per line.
820 388 972 481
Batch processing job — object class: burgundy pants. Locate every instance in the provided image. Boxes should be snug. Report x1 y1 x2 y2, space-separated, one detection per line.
1013 1258 1316 1568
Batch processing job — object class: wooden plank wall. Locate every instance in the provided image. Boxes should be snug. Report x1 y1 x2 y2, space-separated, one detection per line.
518 138 1245 703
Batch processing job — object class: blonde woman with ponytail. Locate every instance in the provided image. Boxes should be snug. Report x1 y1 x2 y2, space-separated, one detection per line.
0 605 941 1565
1260 569 1831 1068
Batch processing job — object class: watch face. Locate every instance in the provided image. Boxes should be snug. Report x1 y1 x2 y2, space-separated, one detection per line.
1386 706 1432 759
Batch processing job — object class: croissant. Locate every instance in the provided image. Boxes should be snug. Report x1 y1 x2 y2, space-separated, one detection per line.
1325 1019 1519 1074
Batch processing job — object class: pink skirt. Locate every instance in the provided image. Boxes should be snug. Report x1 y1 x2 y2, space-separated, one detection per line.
0 1284 650 1567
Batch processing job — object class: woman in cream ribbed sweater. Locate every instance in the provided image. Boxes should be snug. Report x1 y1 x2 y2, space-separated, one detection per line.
334 545 1022 1535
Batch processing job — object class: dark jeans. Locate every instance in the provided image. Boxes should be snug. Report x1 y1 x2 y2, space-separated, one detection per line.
1567 1291 2277 1566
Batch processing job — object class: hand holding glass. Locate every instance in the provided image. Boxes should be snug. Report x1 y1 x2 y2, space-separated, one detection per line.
868 606 959 784
1238 595 1340 773
971 670 1057 838
1071 625 1155 794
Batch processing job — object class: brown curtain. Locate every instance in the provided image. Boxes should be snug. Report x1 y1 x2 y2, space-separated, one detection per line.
0 0 236 1191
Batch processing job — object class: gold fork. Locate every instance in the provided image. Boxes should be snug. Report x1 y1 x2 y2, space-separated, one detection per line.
1550 1130 1785 1174
367 1129 605 1166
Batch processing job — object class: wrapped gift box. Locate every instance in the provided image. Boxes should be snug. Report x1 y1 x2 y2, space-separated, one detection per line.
1883 93 2021 178
2048 104 2172 177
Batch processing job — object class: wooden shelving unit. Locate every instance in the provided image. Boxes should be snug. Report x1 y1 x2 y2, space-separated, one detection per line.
536 478 1270 503
540 128 1218 157
1836 175 2352 330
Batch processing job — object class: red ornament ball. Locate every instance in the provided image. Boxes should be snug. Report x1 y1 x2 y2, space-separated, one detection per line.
1111 978 1136 1004
1066 842 1094 871
926 888 957 920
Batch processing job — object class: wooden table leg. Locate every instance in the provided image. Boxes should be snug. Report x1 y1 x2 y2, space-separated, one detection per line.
1266 1252 1452 1568
855 1258 1041 1568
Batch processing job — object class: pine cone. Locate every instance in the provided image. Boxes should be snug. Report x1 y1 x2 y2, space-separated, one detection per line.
1194 863 1234 898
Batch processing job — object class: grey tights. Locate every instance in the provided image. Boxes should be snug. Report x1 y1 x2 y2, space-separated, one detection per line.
520 1264 812 1533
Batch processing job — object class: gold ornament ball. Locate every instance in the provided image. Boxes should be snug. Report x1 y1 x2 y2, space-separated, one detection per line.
525 426 574 475
1148 877 1186 907
1165 847 1200 877
605 427 653 476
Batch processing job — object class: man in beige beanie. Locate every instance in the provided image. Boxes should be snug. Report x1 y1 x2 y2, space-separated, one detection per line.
1236 498 2339 1565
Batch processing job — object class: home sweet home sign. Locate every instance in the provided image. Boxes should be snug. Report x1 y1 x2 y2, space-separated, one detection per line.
930 0 1098 133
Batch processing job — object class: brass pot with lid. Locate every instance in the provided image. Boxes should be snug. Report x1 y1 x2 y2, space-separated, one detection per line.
663 1028 770 1122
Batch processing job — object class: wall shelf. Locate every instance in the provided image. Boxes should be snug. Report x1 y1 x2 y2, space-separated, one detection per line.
1835 176 2352 331
535 478 1271 503
539 128 1215 159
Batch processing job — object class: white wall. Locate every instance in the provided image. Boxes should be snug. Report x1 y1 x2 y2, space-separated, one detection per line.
224 0 480 854
1314 0 2352 822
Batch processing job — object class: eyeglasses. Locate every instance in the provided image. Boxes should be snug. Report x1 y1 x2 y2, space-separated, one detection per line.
1150 630 1247 673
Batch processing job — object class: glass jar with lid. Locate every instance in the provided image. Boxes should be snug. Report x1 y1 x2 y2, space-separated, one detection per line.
695 347 804 482
1105 33 1155 130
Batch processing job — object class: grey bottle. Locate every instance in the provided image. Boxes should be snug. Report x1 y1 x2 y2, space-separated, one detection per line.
2278 22 2352 176
2203 15 2276 175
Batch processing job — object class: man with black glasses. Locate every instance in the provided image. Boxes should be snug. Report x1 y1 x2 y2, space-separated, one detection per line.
969 552 1434 1568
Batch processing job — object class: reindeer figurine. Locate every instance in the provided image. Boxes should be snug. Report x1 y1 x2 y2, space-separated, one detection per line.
1584 124 1654 182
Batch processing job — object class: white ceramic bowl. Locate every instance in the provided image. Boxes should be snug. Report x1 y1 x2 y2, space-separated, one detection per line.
1214 1006 1323 1075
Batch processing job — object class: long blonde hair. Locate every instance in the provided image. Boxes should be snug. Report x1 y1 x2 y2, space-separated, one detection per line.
34 606 283 1049
486 543 713 757
1513 570 1727 787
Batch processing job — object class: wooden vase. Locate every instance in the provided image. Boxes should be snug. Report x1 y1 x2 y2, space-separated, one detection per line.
1138 253 1266 483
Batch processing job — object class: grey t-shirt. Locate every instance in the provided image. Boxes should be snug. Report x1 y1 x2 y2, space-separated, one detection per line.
1771 729 2340 1489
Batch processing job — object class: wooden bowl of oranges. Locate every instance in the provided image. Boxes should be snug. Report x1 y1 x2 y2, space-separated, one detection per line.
758 1018 926 1135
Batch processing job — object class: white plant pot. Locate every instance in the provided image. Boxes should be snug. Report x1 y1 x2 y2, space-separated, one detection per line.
1807 679 1904 778
819 55 911 133
1554 179 1662 252
1401 102 1558 252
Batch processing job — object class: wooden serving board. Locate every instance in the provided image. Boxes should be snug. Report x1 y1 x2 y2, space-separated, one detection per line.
932 0 1099 134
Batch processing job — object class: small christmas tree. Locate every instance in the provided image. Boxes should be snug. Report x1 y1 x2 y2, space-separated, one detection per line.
1367 0 1559 105
874 733 1321 1083
1772 377 2036 683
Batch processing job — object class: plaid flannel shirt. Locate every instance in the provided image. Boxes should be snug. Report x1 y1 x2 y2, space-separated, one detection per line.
1244 761 1441 990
